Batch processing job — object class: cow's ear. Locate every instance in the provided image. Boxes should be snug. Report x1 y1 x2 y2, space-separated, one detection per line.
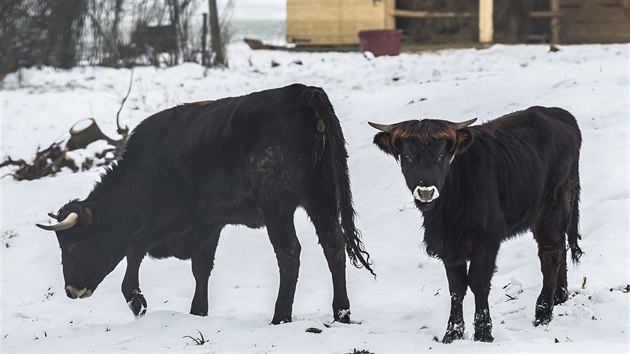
81 203 97 227
373 132 399 159
451 128 474 163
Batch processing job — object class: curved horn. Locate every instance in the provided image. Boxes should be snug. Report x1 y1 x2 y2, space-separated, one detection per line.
47 212 58 219
37 212 78 231
457 118 477 129
368 122 393 133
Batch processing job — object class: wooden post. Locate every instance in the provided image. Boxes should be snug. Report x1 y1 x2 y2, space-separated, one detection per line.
201 13 208 66
385 0 395 29
208 0 225 66
550 0 560 47
170 0 180 65
478 0 493 45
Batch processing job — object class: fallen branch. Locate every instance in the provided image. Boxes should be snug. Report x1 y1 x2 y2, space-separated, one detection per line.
0 142 78 181
1 71 134 181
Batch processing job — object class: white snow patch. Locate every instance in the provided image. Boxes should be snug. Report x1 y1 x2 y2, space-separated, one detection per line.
1 43 628 353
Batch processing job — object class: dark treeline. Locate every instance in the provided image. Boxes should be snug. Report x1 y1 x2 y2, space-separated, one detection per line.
0 0 230 80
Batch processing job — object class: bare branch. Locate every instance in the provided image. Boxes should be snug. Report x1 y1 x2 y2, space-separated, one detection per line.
116 69 133 136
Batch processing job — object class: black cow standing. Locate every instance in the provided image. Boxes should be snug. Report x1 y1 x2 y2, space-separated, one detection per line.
37 84 374 324
369 106 582 343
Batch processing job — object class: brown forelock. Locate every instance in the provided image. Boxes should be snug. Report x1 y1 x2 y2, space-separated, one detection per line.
390 119 458 146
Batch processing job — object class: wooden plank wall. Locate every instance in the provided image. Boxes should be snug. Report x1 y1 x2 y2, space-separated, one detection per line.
286 0 630 46
560 0 630 43
287 0 390 45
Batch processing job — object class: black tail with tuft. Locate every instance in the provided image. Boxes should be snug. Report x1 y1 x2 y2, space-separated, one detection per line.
304 87 375 276
567 159 583 264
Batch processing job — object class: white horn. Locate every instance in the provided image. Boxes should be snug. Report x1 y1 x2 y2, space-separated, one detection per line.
457 118 477 129
37 212 79 231
368 121 393 133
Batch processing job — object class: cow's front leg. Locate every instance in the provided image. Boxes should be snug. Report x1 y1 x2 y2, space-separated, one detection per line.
442 260 467 344
190 235 220 316
468 242 500 342
265 214 301 325
121 249 147 317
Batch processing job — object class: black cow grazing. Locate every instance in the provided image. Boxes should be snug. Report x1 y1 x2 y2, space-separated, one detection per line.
369 106 582 343
37 84 374 324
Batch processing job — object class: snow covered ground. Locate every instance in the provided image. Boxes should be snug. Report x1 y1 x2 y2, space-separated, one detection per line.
1 43 629 353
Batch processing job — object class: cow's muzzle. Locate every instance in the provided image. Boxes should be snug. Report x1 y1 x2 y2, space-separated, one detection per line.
65 285 93 299
413 185 440 203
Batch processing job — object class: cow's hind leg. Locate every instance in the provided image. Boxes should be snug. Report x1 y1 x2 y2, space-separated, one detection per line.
263 208 301 324
533 196 568 326
252 144 306 324
190 230 221 316
304 184 350 323
554 245 569 305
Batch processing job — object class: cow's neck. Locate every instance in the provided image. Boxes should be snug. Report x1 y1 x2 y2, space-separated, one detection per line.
420 158 474 259
87 165 140 262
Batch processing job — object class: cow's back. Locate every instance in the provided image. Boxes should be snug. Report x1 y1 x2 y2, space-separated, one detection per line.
116 84 322 238
128 84 316 172
443 106 581 237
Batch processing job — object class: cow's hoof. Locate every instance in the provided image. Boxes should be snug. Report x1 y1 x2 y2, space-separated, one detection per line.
442 330 464 344
533 302 553 326
190 301 208 317
473 310 493 342
335 309 351 324
271 316 292 325
473 330 494 342
554 287 569 305
128 291 147 318
190 307 208 317
441 322 465 344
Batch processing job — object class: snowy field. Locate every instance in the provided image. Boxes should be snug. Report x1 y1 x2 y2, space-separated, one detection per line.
1 43 629 353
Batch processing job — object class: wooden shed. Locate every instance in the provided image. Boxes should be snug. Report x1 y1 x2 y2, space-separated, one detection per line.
286 0 630 46
286 0 394 45
559 0 630 43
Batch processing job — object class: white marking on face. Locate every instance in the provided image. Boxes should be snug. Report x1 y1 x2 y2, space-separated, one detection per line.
413 185 440 202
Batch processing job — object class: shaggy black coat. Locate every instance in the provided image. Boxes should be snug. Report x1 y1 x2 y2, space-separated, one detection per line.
371 106 582 343
38 84 373 324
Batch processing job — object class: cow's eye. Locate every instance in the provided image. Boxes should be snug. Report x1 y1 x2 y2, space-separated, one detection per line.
404 154 412 162
437 153 444 161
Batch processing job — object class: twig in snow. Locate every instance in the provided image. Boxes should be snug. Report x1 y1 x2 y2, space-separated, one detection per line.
182 329 209 345
581 276 587 289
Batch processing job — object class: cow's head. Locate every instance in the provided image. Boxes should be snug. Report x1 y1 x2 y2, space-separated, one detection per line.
369 118 476 211
37 200 119 300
